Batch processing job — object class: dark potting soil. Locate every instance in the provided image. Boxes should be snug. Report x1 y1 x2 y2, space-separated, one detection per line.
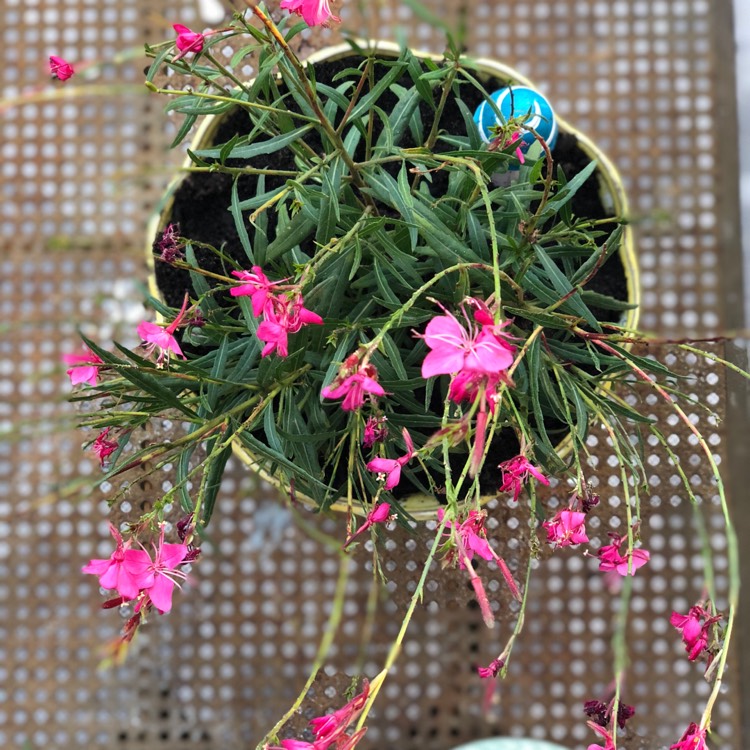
152 54 629 500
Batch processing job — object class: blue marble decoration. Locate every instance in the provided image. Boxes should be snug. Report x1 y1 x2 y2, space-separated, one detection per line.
473 85 558 153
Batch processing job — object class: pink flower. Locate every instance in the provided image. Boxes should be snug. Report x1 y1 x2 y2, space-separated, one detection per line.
670 723 707 750
671 605 721 661
309 681 369 744
597 532 650 576
322 367 386 411
91 428 119 467
82 525 153 601
273 741 318 750
137 294 190 366
141 531 189 614
343 502 392 548
366 428 415 490
542 509 589 548
256 294 323 358
362 416 388 447
230 266 281 317
437 508 495 569
477 657 504 679
586 721 615 750
49 55 74 81
420 309 514 379
279 0 341 27
448 369 502 411
268 681 369 749
497 455 549 502
62 348 104 386
173 23 205 57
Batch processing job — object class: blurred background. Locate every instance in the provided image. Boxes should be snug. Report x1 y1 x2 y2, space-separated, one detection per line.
1 0 748 748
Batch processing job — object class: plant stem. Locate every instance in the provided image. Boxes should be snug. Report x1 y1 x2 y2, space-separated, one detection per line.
202 51 254 99
248 4 366 189
354 515 448 731
584 334 740 733
363 261 490 361
145 82 318 120
255 553 351 749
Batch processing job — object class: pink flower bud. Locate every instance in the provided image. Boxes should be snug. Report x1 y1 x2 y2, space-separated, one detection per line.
49 55 74 81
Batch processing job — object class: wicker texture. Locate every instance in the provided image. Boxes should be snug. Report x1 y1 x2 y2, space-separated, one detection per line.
0 0 744 748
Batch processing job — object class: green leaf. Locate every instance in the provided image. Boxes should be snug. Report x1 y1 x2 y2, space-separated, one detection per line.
200 440 234 526
570 225 623 285
231 178 253 263
170 113 198 149
380 332 408 381
540 160 598 218
194 124 313 160
526 336 557 456
265 211 316 262
503 305 573 331
349 59 408 121
379 85 421 150
533 245 600 330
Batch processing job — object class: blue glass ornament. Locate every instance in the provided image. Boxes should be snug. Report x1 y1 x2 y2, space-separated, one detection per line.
473 85 558 153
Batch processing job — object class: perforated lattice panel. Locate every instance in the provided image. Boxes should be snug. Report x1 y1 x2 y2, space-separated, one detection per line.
0 1 746 749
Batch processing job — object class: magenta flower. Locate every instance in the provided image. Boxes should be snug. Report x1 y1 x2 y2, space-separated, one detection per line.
322 366 386 411
343 502 392 548
137 294 190 366
542 509 589 548
586 721 615 750
437 508 495 569
82 524 153 601
597 532 650 576
173 23 205 57
362 415 388 448
420 309 514 379
230 266 281 317
366 428 415 490
309 681 369 744
268 682 369 750
448 369 501 410
671 604 722 661
49 55 74 81
477 657 504 679
141 532 189 614
273 741 318 750
497 454 550 502
91 427 119 467
670 723 707 750
279 0 341 27
62 348 104 386
256 294 323 358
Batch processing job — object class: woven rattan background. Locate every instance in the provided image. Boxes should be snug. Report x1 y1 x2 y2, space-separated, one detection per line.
0 0 746 748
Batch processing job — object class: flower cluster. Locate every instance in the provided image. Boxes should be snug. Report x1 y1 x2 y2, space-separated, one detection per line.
266 681 369 750
82 525 197 615
597 531 650 577
671 602 722 663
231 266 322 357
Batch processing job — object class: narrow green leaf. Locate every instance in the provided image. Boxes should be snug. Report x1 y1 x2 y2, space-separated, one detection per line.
231 178 253 263
194 124 313 160
200 441 233 526
349 59 408 121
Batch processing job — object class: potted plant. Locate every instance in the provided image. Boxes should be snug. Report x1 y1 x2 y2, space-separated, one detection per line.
63 4 737 750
